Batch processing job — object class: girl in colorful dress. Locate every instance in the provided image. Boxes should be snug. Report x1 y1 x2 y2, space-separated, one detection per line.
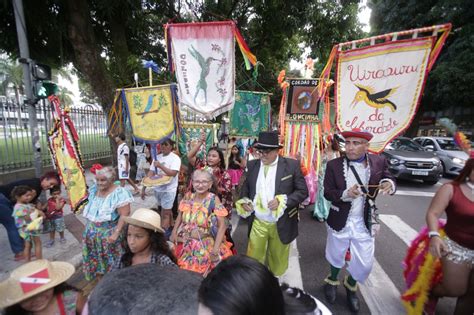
82 166 134 281
11 186 45 262
113 208 177 269
227 145 245 190
170 170 233 275
0 259 86 315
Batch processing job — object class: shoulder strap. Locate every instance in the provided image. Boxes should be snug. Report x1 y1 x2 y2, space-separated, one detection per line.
349 163 369 196
56 293 67 315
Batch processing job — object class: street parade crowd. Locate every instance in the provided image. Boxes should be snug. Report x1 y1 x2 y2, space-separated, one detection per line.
0 128 472 315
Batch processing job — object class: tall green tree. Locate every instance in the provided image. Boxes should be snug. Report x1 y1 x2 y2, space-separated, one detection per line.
0 0 363 116
0 56 24 125
57 86 73 106
368 0 474 135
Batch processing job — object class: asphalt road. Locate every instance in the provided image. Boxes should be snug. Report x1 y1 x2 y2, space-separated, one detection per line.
230 177 459 315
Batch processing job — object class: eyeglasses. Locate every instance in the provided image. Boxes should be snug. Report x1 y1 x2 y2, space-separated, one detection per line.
256 149 275 156
193 180 212 185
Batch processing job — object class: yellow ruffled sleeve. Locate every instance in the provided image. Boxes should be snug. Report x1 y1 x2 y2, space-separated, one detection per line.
271 194 287 220
236 197 253 218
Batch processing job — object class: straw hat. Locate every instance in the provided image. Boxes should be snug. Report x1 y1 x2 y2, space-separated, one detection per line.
0 259 74 308
124 208 164 233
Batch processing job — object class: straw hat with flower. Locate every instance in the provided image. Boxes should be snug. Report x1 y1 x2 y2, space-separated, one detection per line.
124 208 165 233
0 259 74 308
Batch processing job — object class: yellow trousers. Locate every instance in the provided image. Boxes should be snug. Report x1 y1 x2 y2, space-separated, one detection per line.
247 218 290 276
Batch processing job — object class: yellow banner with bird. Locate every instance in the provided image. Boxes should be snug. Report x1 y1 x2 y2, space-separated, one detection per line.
122 85 178 143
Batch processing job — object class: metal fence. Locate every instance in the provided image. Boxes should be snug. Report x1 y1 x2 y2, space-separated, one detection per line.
0 100 111 173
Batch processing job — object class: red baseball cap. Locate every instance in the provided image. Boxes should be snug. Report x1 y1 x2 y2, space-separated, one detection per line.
341 128 374 142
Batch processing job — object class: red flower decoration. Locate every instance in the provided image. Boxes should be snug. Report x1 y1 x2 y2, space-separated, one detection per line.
90 163 103 175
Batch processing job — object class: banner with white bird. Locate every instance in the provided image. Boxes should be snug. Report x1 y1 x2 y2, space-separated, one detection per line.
317 24 452 153
166 21 235 117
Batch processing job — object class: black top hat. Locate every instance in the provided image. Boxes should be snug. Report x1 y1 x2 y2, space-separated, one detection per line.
255 131 283 149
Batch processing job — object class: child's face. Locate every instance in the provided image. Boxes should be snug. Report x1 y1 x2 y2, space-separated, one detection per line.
27 190 37 202
231 147 239 155
127 225 151 254
19 288 54 312
18 192 32 204
51 191 61 199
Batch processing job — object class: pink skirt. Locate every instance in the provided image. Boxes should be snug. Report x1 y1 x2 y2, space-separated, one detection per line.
227 169 243 186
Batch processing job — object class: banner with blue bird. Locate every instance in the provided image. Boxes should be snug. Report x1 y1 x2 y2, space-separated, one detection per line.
121 84 178 143
229 91 270 137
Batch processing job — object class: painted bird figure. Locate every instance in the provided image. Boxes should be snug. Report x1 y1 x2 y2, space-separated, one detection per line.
188 45 216 104
350 84 398 112
141 94 156 118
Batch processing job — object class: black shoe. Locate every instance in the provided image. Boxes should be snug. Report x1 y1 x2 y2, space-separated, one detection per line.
345 286 360 313
324 282 337 304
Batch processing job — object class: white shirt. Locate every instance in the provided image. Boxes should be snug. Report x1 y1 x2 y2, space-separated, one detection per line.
342 161 369 219
117 143 129 170
254 157 281 223
152 152 181 192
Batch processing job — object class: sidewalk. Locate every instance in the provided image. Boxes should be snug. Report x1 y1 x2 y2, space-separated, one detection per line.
0 168 157 281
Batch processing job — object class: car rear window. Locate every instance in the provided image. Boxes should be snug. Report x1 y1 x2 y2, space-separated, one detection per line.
389 139 423 151
436 139 462 151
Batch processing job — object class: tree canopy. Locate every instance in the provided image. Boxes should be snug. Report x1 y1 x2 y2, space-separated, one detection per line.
368 0 474 133
0 0 364 113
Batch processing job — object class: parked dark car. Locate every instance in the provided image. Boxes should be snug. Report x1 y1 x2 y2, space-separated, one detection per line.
382 137 442 185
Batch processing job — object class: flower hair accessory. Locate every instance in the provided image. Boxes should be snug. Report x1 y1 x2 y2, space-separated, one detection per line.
90 163 103 175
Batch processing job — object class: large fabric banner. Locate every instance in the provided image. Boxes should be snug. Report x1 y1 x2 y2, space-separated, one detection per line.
336 38 434 153
48 97 88 213
229 91 270 137
122 85 177 143
167 21 235 117
178 122 219 165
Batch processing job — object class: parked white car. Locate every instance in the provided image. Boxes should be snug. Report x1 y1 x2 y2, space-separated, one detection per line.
413 136 469 176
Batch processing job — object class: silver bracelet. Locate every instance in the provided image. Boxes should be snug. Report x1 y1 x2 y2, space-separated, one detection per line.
428 231 441 238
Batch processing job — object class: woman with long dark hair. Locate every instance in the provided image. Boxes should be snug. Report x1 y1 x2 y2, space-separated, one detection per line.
227 145 245 190
113 208 177 269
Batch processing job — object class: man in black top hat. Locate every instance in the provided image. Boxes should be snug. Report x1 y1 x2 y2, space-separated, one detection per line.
236 131 308 276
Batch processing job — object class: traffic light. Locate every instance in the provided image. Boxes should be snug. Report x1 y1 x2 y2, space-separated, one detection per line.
26 60 55 103
33 80 58 99
31 62 52 81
